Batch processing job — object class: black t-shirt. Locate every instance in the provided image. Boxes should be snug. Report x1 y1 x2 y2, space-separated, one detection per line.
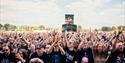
76 48 94 63
49 51 66 63
0 53 17 63
29 52 49 63
106 49 125 63
65 47 77 63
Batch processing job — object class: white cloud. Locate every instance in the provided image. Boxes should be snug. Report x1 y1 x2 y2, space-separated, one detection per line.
0 0 64 28
99 1 125 23
0 0 124 29
67 0 125 29
67 0 112 10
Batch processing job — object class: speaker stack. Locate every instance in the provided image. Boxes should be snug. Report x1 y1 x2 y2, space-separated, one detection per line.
62 14 77 32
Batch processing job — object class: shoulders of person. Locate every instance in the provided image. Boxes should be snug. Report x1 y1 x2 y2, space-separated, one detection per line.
27 49 31 53
0 52 3 56
51 51 61 54
8 53 16 59
66 50 76 55
30 52 38 58
77 48 93 57
77 49 86 53
86 47 93 52
106 51 117 63
42 52 48 56
0 53 4 60
123 48 125 59
32 52 37 55
107 50 118 60
51 51 64 57
111 50 119 56
10 52 16 55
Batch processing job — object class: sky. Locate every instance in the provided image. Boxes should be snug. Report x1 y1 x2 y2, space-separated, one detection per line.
0 0 125 29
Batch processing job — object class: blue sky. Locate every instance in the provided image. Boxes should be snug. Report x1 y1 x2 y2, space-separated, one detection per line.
0 0 125 29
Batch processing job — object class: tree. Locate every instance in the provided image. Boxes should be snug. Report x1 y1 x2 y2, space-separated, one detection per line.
10 25 16 31
111 26 116 30
101 26 111 31
77 25 82 31
117 26 123 30
4 24 10 31
94 29 99 31
0 24 3 30
123 26 125 30
117 26 125 30
39 25 45 30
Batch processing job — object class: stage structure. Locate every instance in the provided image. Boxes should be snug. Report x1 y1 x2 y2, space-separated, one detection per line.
62 14 77 32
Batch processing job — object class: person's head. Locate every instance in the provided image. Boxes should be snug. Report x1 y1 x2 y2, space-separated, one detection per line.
2 46 10 55
2 42 8 47
53 44 59 52
97 43 103 50
45 45 50 52
67 39 74 49
81 57 88 63
36 44 45 56
82 42 88 49
11 46 17 53
30 44 35 52
17 49 24 58
30 58 44 63
115 41 124 52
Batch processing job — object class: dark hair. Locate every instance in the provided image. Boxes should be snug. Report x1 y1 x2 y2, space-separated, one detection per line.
36 44 45 49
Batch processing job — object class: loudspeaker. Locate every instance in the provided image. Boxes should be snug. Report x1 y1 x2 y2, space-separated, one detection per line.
62 24 77 32
65 14 74 24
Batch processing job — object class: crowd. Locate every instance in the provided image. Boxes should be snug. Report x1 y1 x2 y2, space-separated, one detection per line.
0 30 125 63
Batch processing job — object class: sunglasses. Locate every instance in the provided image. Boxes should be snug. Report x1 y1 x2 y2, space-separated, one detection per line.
46 47 49 48
3 49 8 52
36 48 42 50
31 62 41 63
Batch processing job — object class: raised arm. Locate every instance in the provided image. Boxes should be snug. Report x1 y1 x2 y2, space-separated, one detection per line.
21 37 30 45
58 42 65 55
47 35 58 54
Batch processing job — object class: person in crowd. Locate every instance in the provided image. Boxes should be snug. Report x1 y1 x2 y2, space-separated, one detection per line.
64 38 77 63
16 48 27 63
106 41 125 63
0 30 124 63
48 35 66 63
29 58 44 63
45 44 51 53
29 44 49 63
0 45 17 63
76 38 94 63
28 44 36 58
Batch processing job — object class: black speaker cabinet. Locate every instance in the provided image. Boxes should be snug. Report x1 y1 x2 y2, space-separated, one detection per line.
62 24 77 32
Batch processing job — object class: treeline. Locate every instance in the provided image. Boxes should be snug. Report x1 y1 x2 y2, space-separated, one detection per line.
0 23 125 31
0 24 51 31
100 26 125 31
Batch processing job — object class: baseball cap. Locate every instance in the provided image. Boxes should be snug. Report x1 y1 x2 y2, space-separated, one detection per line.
36 44 45 49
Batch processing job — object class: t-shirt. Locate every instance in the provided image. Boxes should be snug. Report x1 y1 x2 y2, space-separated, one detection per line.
106 49 125 63
0 53 17 63
65 47 77 63
49 51 66 63
76 48 94 63
29 52 49 63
